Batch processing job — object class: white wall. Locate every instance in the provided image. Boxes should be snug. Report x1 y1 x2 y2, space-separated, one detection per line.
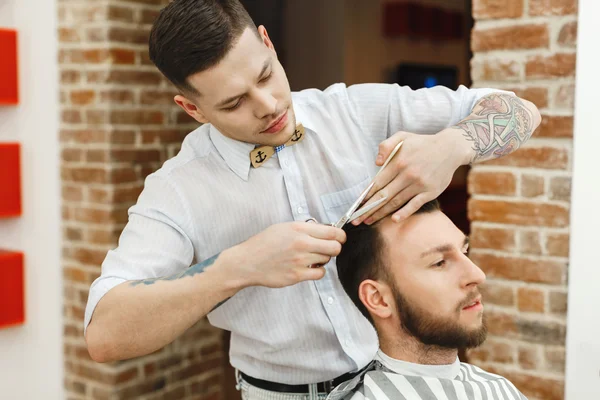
565 0 600 397
0 0 63 398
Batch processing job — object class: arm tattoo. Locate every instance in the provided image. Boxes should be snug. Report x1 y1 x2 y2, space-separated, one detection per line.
130 253 231 310
452 94 535 164
130 253 220 287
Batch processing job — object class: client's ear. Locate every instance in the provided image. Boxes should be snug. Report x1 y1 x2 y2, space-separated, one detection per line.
359 280 394 321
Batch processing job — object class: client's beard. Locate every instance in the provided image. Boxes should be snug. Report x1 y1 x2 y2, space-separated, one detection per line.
392 285 487 349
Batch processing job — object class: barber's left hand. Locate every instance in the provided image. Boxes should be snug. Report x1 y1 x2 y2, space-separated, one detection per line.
352 128 471 225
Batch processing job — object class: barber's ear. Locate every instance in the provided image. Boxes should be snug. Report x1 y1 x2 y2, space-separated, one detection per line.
358 279 393 320
174 94 209 124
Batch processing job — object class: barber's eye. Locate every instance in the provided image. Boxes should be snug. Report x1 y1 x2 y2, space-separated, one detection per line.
224 99 242 111
260 72 272 82
433 260 446 268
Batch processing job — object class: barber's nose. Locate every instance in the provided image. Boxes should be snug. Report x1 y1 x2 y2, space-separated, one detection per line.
462 254 486 287
254 89 277 118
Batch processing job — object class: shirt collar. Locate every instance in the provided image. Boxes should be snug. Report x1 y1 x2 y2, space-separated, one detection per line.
375 349 461 380
209 102 315 181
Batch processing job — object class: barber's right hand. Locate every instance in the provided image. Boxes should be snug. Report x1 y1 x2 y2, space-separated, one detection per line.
229 222 346 289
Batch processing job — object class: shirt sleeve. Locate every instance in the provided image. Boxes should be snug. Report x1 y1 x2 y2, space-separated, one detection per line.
83 173 195 331
346 83 512 139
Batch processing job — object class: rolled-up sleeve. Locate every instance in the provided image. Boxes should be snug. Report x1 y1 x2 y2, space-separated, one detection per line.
84 173 195 331
346 83 512 139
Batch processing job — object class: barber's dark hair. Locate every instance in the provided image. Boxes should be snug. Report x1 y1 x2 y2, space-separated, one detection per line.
336 199 441 325
149 0 257 93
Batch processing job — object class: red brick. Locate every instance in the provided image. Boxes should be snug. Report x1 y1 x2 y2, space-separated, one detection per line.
468 199 570 227
109 110 164 125
116 367 139 384
545 347 566 373
59 27 81 43
61 70 81 84
555 84 575 109
108 27 150 45
507 87 548 109
530 0 577 16
526 53 577 79
62 109 82 124
62 185 83 202
62 148 83 163
473 0 524 19
64 227 83 241
549 176 571 202
110 167 139 184
520 230 542 255
482 145 569 169
470 226 516 252
109 149 161 163
62 166 109 184
104 70 162 85
468 339 515 364
140 90 177 106
518 345 540 370
471 58 521 82
87 229 120 245
86 110 108 125
480 281 515 306
70 90 96 106
108 130 137 145
558 21 577 47
107 5 134 22
517 287 545 312
521 174 545 198
141 9 161 25
472 24 548 52
536 115 573 137
141 129 188 144
74 207 112 224
468 170 516 195
86 149 108 163
546 233 570 257
549 291 568 314
469 252 565 284
113 185 144 203
70 247 109 266
485 311 518 336
60 129 108 144
64 268 87 284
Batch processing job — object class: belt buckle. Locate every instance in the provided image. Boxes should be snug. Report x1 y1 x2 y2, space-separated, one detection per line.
324 379 333 393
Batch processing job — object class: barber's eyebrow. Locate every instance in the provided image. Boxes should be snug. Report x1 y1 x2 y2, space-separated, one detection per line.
215 58 271 107
420 236 469 258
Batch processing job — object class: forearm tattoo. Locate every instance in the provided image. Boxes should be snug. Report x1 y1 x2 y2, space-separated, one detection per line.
453 94 535 164
130 253 220 287
130 253 230 310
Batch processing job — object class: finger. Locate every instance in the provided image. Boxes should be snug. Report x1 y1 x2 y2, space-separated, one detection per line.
391 192 433 223
305 236 343 257
295 265 327 281
364 161 402 201
302 223 346 243
364 187 419 225
353 173 415 225
376 132 408 166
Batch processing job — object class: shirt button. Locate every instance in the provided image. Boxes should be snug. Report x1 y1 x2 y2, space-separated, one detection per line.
345 339 352 347
297 206 304 214
327 297 334 305
283 159 289 167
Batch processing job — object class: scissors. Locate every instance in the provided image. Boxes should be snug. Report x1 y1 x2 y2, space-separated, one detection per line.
306 140 404 228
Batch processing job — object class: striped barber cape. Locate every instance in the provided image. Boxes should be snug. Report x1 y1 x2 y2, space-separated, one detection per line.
327 353 527 400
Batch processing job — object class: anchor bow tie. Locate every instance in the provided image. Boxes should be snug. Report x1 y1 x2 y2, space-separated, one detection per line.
250 124 305 168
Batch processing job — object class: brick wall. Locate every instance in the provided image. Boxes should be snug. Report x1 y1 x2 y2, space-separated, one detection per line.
59 0 225 398
468 1 576 399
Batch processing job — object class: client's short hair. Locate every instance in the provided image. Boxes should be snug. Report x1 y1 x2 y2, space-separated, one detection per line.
336 199 441 325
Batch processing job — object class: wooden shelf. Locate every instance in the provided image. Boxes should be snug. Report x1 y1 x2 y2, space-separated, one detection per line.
0 250 25 328
0 28 19 105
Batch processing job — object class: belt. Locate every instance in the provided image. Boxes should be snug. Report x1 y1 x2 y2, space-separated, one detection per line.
240 370 360 394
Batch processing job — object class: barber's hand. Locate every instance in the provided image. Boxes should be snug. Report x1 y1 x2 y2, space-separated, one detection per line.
230 222 346 288
353 128 470 225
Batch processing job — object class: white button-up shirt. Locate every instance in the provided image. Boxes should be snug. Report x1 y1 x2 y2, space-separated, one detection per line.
85 83 502 384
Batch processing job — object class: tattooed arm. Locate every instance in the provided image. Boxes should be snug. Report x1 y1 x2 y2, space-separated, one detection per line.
453 93 541 164
352 92 541 225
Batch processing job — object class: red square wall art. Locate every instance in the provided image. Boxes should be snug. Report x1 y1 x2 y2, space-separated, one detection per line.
0 250 25 328
0 143 22 217
0 28 19 105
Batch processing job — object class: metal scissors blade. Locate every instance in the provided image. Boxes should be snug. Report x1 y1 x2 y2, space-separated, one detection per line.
333 141 404 228
348 196 387 222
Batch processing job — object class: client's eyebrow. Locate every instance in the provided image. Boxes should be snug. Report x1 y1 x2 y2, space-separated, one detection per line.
420 236 469 258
